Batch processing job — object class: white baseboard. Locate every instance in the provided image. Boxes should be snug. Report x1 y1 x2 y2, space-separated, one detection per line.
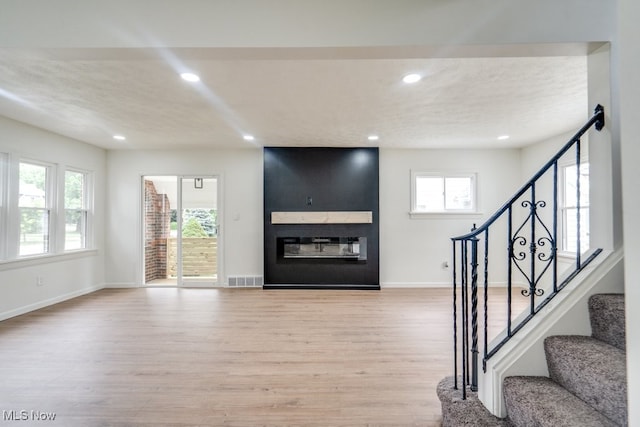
0 283 105 322
103 282 140 288
104 283 226 288
381 281 526 289
381 282 450 288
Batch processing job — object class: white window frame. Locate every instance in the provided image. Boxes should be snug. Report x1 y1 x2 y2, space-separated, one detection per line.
63 168 92 252
17 159 56 257
410 171 480 219
0 154 96 266
559 161 590 256
0 153 7 260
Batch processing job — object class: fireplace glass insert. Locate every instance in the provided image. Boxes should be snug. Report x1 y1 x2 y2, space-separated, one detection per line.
278 237 367 261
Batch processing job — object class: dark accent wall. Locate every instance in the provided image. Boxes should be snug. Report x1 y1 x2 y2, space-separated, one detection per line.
264 147 379 289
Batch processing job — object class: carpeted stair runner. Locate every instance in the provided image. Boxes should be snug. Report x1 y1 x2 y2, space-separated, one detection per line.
503 376 618 427
545 335 627 425
504 293 627 426
589 293 626 351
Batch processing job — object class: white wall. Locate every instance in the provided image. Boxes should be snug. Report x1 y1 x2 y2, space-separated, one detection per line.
0 116 106 320
0 0 614 49
619 0 639 423
105 148 263 286
520 130 579 179
379 148 521 286
107 146 525 288
588 44 620 252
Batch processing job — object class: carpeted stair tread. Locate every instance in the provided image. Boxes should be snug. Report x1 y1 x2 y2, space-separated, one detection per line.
589 294 625 350
545 335 627 426
503 376 617 427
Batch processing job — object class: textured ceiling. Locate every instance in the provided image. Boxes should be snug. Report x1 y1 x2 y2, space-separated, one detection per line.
0 48 588 150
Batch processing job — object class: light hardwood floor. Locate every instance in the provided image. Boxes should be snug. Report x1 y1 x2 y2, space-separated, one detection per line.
0 287 526 426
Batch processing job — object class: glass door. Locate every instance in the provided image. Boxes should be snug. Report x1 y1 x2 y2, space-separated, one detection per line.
143 175 219 287
179 177 219 286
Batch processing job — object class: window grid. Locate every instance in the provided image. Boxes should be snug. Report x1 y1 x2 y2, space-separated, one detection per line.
18 161 52 256
0 153 6 260
64 169 88 251
411 171 477 214
561 163 589 254
0 157 93 263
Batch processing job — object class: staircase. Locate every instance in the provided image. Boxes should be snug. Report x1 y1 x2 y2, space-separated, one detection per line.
438 293 627 426
503 293 627 426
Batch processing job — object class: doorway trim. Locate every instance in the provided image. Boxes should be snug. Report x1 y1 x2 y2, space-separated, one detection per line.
140 174 224 287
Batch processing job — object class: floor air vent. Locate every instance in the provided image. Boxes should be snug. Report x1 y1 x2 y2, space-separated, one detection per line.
228 276 263 287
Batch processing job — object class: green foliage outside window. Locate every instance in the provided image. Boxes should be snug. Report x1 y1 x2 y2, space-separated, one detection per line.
182 217 208 238
19 162 47 236
182 209 217 236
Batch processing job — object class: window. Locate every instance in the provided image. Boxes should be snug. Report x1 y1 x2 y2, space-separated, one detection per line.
64 170 88 250
411 172 477 214
0 157 94 262
19 161 51 256
561 163 589 253
0 153 6 259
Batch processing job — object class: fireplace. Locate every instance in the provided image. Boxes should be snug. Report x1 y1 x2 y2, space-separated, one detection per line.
263 147 379 289
278 237 367 261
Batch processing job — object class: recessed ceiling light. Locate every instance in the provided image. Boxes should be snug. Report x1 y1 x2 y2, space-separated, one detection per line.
368 135 379 141
402 73 422 84
113 135 126 141
243 135 255 141
497 135 510 140
180 72 200 82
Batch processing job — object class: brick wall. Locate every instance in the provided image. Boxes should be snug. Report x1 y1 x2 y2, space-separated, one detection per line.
144 180 171 282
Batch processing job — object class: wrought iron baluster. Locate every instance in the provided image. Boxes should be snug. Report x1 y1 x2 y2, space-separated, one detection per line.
464 240 471 387
507 206 513 337
576 139 582 269
452 241 458 390
461 240 468 399
529 184 537 315
553 160 559 293
470 232 479 392
483 229 489 372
